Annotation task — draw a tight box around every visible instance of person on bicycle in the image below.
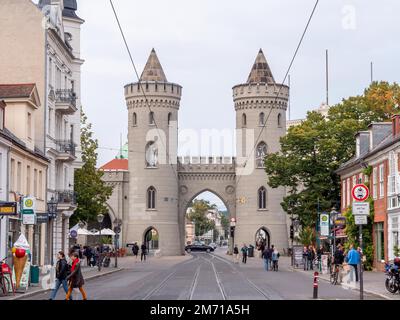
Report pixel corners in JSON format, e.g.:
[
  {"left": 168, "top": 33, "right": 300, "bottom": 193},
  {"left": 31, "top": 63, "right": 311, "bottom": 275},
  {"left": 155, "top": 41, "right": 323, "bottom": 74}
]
[{"left": 333, "top": 244, "right": 345, "bottom": 284}]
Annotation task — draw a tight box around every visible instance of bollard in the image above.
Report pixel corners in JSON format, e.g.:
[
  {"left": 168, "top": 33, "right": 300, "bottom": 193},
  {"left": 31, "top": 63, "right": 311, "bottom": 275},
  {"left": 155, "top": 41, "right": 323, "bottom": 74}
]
[{"left": 313, "top": 271, "right": 319, "bottom": 299}]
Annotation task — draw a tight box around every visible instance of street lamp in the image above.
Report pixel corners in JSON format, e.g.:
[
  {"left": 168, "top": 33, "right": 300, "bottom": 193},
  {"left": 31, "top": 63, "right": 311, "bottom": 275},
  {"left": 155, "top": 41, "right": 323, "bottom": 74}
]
[
  {"left": 47, "top": 197, "right": 58, "bottom": 266},
  {"left": 113, "top": 219, "right": 122, "bottom": 268},
  {"left": 97, "top": 214, "right": 104, "bottom": 253},
  {"left": 330, "top": 207, "right": 339, "bottom": 257}
]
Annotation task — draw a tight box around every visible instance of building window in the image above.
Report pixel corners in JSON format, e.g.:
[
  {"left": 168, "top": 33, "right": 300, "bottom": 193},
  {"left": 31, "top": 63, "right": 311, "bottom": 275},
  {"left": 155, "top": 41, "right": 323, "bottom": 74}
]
[
  {"left": 277, "top": 113, "right": 282, "bottom": 127},
  {"left": 375, "top": 222, "right": 385, "bottom": 261},
  {"left": 258, "top": 186, "right": 267, "bottom": 209},
  {"left": 149, "top": 112, "right": 155, "bottom": 125},
  {"left": 259, "top": 112, "right": 265, "bottom": 126},
  {"left": 17, "top": 162, "right": 22, "bottom": 193},
  {"left": 132, "top": 113, "right": 137, "bottom": 126},
  {"left": 342, "top": 180, "right": 346, "bottom": 209},
  {"left": 168, "top": 112, "right": 172, "bottom": 126},
  {"left": 373, "top": 167, "right": 377, "bottom": 200},
  {"left": 26, "top": 165, "right": 31, "bottom": 195},
  {"left": 388, "top": 152, "right": 397, "bottom": 196},
  {"left": 39, "top": 170, "right": 43, "bottom": 199},
  {"left": 242, "top": 113, "right": 247, "bottom": 127},
  {"left": 34, "top": 169, "right": 38, "bottom": 197},
  {"left": 256, "top": 142, "right": 268, "bottom": 168},
  {"left": 10, "top": 159, "right": 15, "bottom": 191},
  {"left": 147, "top": 186, "right": 156, "bottom": 209},
  {"left": 379, "top": 164, "right": 384, "bottom": 198},
  {"left": 27, "top": 112, "right": 32, "bottom": 139}
]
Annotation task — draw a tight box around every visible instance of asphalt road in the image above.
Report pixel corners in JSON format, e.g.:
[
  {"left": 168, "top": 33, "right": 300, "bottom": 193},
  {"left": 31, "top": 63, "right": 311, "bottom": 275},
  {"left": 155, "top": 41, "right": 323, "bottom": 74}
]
[{"left": 22, "top": 251, "right": 383, "bottom": 300}]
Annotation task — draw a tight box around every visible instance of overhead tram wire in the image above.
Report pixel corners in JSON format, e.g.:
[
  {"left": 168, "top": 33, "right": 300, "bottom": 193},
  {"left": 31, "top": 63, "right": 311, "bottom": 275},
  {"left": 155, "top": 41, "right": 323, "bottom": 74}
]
[
  {"left": 109, "top": 0, "right": 180, "bottom": 184},
  {"left": 235, "top": 0, "right": 320, "bottom": 190}
]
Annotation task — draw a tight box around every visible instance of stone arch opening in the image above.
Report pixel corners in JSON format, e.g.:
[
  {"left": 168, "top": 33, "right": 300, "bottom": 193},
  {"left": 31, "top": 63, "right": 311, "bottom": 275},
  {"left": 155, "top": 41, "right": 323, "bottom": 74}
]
[
  {"left": 255, "top": 227, "right": 271, "bottom": 249},
  {"left": 184, "top": 190, "right": 230, "bottom": 246},
  {"left": 143, "top": 226, "right": 159, "bottom": 251}
]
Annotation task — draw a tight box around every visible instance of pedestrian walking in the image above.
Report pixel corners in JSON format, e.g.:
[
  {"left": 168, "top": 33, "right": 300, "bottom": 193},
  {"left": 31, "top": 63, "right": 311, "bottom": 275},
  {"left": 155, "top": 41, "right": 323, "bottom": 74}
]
[
  {"left": 307, "top": 245, "right": 315, "bottom": 271},
  {"left": 233, "top": 244, "right": 239, "bottom": 264},
  {"left": 49, "top": 251, "right": 71, "bottom": 300},
  {"left": 272, "top": 247, "right": 280, "bottom": 271},
  {"left": 346, "top": 244, "right": 360, "bottom": 282},
  {"left": 141, "top": 243, "right": 147, "bottom": 262},
  {"left": 317, "top": 245, "right": 324, "bottom": 271},
  {"left": 132, "top": 242, "right": 139, "bottom": 262},
  {"left": 333, "top": 244, "right": 345, "bottom": 284},
  {"left": 302, "top": 246, "right": 309, "bottom": 271},
  {"left": 262, "top": 246, "right": 271, "bottom": 271},
  {"left": 241, "top": 244, "right": 248, "bottom": 264},
  {"left": 65, "top": 252, "right": 87, "bottom": 300}
]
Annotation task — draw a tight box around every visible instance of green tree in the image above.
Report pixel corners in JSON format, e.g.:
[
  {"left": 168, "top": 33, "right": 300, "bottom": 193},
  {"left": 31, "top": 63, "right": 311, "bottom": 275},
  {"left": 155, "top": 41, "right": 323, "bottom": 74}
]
[
  {"left": 187, "top": 199, "right": 217, "bottom": 237},
  {"left": 72, "top": 111, "right": 113, "bottom": 226},
  {"left": 296, "top": 226, "right": 315, "bottom": 247},
  {"left": 265, "top": 82, "right": 400, "bottom": 231}
]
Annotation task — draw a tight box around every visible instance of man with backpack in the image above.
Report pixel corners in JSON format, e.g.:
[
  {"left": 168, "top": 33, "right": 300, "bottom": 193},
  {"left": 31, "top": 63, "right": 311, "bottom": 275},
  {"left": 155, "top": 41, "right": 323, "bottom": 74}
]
[
  {"left": 132, "top": 242, "right": 139, "bottom": 261},
  {"left": 241, "top": 244, "right": 248, "bottom": 264},
  {"left": 262, "top": 246, "right": 271, "bottom": 271}
]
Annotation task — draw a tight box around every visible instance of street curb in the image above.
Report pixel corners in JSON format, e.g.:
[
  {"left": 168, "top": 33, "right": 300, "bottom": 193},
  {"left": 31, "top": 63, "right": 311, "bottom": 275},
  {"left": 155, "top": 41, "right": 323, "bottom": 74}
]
[
  {"left": 7, "top": 267, "right": 124, "bottom": 301},
  {"left": 289, "top": 267, "right": 393, "bottom": 300}
]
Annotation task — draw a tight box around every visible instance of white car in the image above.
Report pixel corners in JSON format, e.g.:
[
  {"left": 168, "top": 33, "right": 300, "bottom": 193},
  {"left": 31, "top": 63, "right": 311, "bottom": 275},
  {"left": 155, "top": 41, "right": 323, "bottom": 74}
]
[{"left": 209, "top": 243, "right": 218, "bottom": 249}]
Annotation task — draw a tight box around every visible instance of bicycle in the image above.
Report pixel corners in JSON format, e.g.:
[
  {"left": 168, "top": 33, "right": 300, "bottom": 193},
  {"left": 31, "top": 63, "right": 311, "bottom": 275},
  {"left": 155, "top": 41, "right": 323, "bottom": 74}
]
[
  {"left": 330, "top": 264, "right": 340, "bottom": 285},
  {"left": 97, "top": 252, "right": 105, "bottom": 271},
  {"left": 0, "top": 258, "right": 15, "bottom": 296}
]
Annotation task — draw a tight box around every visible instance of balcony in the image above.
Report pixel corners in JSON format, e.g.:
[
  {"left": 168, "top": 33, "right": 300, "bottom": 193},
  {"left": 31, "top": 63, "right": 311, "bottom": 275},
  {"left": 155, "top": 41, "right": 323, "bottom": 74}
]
[
  {"left": 55, "top": 190, "right": 77, "bottom": 212},
  {"left": 54, "top": 140, "right": 77, "bottom": 162},
  {"left": 55, "top": 89, "right": 77, "bottom": 115}
]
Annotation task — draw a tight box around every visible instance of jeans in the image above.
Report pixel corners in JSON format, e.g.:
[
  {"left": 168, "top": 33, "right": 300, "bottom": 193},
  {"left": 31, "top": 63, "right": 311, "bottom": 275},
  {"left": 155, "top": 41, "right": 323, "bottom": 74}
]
[
  {"left": 272, "top": 260, "right": 278, "bottom": 271},
  {"left": 349, "top": 264, "right": 359, "bottom": 282},
  {"left": 303, "top": 257, "right": 308, "bottom": 270},
  {"left": 141, "top": 253, "right": 146, "bottom": 261},
  {"left": 263, "top": 258, "right": 270, "bottom": 271},
  {"left": 50, "top": 279, "right": 69, "bottom": 300},
  {"left": 242, "top": 254, "right": 247, "bottom": 264}
]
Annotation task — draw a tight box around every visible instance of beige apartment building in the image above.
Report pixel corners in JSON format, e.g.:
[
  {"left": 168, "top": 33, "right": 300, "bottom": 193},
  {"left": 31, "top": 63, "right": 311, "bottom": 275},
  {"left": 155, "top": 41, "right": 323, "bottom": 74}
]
[{"left": 0, "top": 84, "right": 49, "bottom": 265}]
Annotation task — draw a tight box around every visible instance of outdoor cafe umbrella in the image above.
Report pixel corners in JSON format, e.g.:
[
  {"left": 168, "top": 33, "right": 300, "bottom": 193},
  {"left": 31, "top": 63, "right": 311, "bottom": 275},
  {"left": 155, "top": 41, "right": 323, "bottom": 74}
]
[{"left": 93, "top": 228, "right": 116, "bottom": 236}]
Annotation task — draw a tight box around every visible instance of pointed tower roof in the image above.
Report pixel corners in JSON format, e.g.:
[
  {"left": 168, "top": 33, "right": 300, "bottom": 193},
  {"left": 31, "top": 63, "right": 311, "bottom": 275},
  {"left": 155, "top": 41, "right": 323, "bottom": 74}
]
[
  {"left": 247, "top": 49, "right": 275, "bottom": 84},
  {"left": 140, "top": 49, "right": 168, "bottom": 82}
]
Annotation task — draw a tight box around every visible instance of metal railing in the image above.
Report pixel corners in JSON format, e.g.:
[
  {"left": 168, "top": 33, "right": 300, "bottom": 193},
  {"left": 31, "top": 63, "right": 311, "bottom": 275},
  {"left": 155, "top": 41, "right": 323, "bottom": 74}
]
[
  {"left": 55, "top": 89, "right": 76, "bottom": 107},
  {"left": 56, "top": 140, "right": 76, "bottom": 156},
  {"left": 55, "top": 190, "right": 77, "bottom": 205}
]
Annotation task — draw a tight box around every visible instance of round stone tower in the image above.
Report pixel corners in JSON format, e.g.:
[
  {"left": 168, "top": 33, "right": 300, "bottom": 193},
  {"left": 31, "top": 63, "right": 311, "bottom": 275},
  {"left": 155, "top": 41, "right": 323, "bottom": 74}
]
[
  {"left": 124, "top": 49, "right": 182, "bottom": 256},
  {"left": 233, "top": 49, "right": 290, "bottom": 252}
]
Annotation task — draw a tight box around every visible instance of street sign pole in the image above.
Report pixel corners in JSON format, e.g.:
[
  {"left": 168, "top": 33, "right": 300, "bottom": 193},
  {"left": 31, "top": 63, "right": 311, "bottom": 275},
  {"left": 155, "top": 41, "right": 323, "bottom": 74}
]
[{"left": 359, "top": 224, "right": 364, "bottom": 300}]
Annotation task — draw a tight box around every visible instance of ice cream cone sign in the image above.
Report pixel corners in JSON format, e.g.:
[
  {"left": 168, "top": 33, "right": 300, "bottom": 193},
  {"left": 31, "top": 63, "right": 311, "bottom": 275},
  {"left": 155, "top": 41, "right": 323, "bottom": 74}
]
[{"left": 12, "top": 234, "right": 30, "bottom": 290}]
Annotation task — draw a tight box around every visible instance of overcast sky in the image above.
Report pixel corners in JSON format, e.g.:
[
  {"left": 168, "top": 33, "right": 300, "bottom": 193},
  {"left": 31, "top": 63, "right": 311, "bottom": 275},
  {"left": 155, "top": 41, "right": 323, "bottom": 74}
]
[{"left": 36, "top": 0, "right": 398, "bottom": 209}]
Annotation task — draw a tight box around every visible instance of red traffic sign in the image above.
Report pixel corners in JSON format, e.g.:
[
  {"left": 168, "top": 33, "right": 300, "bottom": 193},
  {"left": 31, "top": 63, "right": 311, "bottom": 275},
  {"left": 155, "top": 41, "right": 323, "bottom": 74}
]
[{"left": 351, "top": 184, "right": 369, "bottom": 202}]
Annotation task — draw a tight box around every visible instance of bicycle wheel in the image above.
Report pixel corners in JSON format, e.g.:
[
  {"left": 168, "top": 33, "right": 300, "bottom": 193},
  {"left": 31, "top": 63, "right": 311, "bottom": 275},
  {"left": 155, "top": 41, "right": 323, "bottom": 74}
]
[
  {"left": 0, "top": 276, "right": 11, "bottom": 296},
  {"left": 330, "top": 268, "right": 338, "bottom": 285}
]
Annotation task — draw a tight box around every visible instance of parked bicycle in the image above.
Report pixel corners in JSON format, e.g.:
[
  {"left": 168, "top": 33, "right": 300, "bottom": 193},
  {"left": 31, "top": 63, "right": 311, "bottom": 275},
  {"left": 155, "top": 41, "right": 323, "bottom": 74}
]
[
  {"left": 0, "top": 258, "right": 15, "bottom": 296},
  {"left": 330, "top": 263, "right": 340, "bottom": 285}
]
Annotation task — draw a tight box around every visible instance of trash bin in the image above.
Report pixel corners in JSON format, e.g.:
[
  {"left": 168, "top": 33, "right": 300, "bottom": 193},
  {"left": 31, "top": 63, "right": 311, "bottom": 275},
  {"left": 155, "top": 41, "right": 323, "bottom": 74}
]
[
  {"left": 30, "top": 265, "right": 40, "bottom": 287},
  {"left": 248, "top": 245, "right": 254, "bottom": 257}
]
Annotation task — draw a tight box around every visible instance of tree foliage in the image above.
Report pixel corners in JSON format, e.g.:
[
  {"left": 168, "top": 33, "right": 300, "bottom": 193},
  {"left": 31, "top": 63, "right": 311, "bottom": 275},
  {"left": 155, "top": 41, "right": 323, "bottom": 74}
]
[
  {"left": 265, "top": 82, "right": 400, "bottom": 230},
  {"left": 186, "top": 199, "right": 217, "bottom": 237},
  {"left": 72, "top": 111, "right": 113, "bottom": 226}
]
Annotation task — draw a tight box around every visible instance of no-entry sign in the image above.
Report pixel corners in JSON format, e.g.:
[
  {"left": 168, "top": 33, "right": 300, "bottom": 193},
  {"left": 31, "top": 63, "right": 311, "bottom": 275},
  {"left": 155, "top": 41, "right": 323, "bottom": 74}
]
[{"left": 351, "top": 184, "right": 369, "bottom": 202}]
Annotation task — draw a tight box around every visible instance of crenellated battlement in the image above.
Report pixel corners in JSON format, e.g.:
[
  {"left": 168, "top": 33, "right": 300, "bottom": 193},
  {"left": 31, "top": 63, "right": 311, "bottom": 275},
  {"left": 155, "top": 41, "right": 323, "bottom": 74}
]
[
  {"left": 177, "top": 156, "right": 236, "bottom": 173},
  {"left": 124, "top": 81, "right": 182, "bottom": 100}
]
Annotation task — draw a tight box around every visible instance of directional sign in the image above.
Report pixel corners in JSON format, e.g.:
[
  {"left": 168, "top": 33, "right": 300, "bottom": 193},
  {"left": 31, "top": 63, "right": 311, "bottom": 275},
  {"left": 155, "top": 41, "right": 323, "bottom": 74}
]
[
  {"left": 36, "top": 213, "right": 49, "bottom": 224},
  {"left": 352, "top": 202, "right": 370, "bottom": 216},
  {"left": 355, "top": 215, "right": 368, "bottom": 225},
  {"left": 22, "top": 213, "right": 36, "bottom": 225},
  {"left": 70, "top": 230, "right": 78, "bottom": 238},
  {"left": 351, "top": 184, "right": 369, "bottom": 202}
]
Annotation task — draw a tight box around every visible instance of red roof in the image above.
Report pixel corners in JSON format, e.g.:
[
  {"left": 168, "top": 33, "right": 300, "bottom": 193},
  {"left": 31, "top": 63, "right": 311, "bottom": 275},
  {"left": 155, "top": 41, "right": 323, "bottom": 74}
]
[
  {"left": 0, "top": 84, "right": 36, "bottom": 99},
  {"left": 99, "top": 159, "right": 128, "bottom": 171}
]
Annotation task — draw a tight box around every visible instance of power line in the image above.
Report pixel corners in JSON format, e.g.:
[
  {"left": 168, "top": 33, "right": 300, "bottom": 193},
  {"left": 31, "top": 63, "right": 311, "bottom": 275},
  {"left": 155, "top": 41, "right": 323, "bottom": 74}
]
[
  {"left": 235, "top": 0, "right": 320, "bottom": 190},
  {"left": 109, "top": 0, "right": 179, "bottom": 183}
]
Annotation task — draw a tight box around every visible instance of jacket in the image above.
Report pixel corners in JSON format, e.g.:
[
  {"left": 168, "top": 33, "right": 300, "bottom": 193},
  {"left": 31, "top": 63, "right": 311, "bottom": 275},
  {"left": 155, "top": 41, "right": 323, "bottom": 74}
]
[
  {"left": 56, "top": 258, "right": 69, "bottom": 280},
  {"left": 334, "top": 249, "right": 345, "bottom": 265},
  {"left": 346, "top": 249, "right": 360, "bottom": 265},
  {"left": 66, "top": 260, "right": 85, "bottom": 288},
  {"left": 233, "top": 247, "right": 239, "bottom": 254},
  {"left": 262, "top": 248, "right": 272, "bottom": 259},
  {"left": 272, "top": 251, "right": 280, "bottom": 261},
  {"left": 141, "top": 244, "right": 147, "bottom": 253},
  {"left": 241, "top": 247, "right": 248, "bottom": 255},
  {"left": 132, "top": 245, "right": 139, "bottom": 254}
]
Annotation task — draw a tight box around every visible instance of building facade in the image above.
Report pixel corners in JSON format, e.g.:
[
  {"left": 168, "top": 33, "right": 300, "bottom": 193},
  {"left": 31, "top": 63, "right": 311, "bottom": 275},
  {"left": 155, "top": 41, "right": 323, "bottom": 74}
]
[
  {"left": 102, "top": 49, "right": 290, "bottom": 255},
  {"left": 0, "top": 0, "right": 84, "bottom": 264},
  {"left": 337, "top": 116, "right": 400, "bottom": 270}
]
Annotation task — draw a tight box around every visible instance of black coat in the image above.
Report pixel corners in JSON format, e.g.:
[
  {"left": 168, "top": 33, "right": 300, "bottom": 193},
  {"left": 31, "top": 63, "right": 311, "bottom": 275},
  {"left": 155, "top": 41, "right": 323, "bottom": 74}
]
[
  {"left": 56, "top": 258, "right": 69, "bottom": 280},
  {"left": 132, "top": 245, "right": 139, "bottom": 255},
  {"left": 66, "top": 261, "right": 85, "bottom": 288},
  {"left": 141, "top": 244, "right": 147, "bottom": 254}
]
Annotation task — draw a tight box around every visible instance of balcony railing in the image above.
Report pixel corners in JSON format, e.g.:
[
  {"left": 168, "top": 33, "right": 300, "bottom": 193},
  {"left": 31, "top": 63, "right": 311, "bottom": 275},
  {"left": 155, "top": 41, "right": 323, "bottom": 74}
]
[
  {"left": 55, "top": 89, "right": 76, "bottom": 107},
  {"left": 56, "top": 190, "right": 77, "bottom": 205},
  {"left": 56, "top": 140, "right": 76, "bottom": 157}
]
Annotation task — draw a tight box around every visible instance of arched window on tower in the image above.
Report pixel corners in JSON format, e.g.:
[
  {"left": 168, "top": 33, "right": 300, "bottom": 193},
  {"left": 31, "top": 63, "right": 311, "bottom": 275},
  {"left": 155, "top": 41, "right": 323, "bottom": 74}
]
[
  {"left": 242, "top": 113, "right": 247, "bottom": 127},
  {"left": 256, "top": 142, "right": 268, "bottom": 168},
  {"left": 132, "top": 112, "right": 137, "bottom": 126},
  {"left": 168, "top": 112, "right": 172, "bottom": 126},
  {"left": 149, "top": 112, "right": 155, "bottom": 125},
  {"left": 147, "top": 186, "right": 156, "bottom": 209},
  {"left": 277, "top": 113, "right": 282, "bottom": 127},
  {"left": 259, "top": 112, "right": 265, "bottom": 126},
  {"left": 258, "top": 187, "right": 267, "bottom": 209}
]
